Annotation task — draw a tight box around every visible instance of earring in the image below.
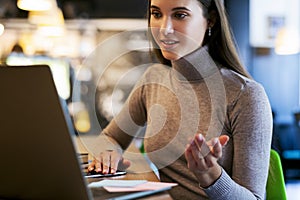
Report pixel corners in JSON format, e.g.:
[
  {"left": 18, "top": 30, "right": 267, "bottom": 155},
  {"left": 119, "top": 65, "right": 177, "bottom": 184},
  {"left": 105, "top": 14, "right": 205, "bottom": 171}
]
[{"left": 208, "top": 27, "right": 212, "bottom": 37}]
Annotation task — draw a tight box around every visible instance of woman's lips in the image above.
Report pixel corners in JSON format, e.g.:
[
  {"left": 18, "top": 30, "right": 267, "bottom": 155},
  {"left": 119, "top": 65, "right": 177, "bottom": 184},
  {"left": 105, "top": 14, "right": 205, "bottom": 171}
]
[{"left": 159, "top": 39, "right": 179, "bottom": 50}]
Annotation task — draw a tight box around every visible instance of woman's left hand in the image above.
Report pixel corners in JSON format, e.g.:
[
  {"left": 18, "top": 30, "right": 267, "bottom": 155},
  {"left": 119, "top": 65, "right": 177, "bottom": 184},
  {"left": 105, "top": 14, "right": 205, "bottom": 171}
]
[{"left": 185, "top": 134, "right": 229, "bottom": 188}]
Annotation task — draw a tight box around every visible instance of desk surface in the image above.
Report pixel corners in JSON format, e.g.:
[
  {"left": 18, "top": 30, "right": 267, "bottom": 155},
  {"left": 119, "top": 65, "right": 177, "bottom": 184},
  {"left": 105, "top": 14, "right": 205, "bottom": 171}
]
[{"left": 75, "top": 137, "right": 173, "bottom": 200}]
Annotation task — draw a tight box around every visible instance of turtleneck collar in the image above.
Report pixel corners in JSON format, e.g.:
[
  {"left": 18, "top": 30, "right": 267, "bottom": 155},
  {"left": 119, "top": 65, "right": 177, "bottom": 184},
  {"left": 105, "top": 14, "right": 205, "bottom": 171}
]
[{"left": 171, "top": 46, "right": 220, "bottom": 82}]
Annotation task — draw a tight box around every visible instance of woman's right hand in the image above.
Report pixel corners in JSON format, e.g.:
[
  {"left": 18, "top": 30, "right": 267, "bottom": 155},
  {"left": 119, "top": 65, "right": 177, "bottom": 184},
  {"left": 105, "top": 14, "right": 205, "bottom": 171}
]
[{"left": 88, "top": 150, "right": 131, "bottom": 174}]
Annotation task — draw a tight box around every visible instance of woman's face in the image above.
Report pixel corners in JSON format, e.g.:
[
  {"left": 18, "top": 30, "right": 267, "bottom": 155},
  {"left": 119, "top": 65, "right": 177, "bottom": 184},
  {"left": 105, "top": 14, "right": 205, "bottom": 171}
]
[{"left": 150, "top": 0, "right": 208, "bottom": 61}]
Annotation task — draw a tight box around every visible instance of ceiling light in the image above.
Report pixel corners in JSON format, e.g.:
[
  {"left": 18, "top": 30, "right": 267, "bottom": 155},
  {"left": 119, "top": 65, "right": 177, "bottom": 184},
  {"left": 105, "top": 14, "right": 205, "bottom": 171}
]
[
  {"left": 17, "top": 0, "right": 54, "bottom": 11},
  {"left": 28, "top": 7, "right": 64, "bottom": 26}
]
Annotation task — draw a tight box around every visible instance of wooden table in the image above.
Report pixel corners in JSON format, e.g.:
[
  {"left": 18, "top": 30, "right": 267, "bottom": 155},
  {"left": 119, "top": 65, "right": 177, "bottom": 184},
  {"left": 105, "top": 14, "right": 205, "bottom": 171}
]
[{"left": 75, "top": 136, "right": 173, "bottom": 200}]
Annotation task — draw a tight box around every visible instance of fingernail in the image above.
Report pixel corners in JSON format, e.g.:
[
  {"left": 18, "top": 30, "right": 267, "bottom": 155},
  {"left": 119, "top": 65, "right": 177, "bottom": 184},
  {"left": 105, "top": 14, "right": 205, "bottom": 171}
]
[{"left": 198, "top": 134, "right": 203, "bottom": 141}]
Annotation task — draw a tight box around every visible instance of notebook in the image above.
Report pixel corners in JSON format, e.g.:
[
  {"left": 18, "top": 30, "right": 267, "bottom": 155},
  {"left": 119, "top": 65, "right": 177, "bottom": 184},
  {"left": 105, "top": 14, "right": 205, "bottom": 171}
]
[{"left": 0, "top": 65, "right": 93, "bottom": 200}]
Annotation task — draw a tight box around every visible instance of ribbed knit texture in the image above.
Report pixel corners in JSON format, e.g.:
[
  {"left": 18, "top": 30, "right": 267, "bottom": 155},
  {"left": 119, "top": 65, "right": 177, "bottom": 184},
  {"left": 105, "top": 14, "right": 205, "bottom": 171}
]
[{"left": 104, "top": 47, "right": 273, "bottom": 199}]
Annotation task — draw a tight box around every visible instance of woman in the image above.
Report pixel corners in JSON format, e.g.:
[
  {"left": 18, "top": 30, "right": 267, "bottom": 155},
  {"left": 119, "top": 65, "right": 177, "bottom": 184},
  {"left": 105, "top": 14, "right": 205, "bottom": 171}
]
[{"left": 88, "top": 0, "right": 273, "bottom": 199}]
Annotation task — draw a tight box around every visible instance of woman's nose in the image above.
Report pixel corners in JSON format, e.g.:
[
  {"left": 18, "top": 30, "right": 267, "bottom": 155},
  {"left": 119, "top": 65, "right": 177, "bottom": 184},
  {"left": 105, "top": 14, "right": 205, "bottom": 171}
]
[{"left": 160, "top": 17, "right": 174, "bottom": 35}]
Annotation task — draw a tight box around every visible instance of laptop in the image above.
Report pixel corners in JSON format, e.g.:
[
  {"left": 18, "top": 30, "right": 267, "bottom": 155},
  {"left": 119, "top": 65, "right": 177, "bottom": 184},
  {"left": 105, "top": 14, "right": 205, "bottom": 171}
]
[
  {"left": 0, "top": 65, "right": 175, "bottom": 200},
  {"left": 0, "top": 65, "right": 93, "bottom": 200}
]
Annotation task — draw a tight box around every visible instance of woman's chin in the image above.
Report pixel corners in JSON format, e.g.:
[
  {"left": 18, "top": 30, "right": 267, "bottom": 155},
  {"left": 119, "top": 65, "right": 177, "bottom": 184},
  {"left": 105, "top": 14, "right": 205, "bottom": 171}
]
[{"left": 161, "top": 51, "right": 181, "bottom": 61}]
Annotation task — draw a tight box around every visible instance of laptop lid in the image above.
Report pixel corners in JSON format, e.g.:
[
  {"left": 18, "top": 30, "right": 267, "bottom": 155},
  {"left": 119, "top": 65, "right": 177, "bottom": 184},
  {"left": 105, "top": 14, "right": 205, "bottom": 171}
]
[{"left": 0, "top": 65, "right": 92, "bottom": 200}]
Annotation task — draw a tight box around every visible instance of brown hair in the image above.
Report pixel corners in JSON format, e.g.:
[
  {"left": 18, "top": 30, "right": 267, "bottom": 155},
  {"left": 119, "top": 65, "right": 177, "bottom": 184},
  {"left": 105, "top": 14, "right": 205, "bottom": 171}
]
[{"left": 147, "top": 0, "right": 251, "bottom": 79}]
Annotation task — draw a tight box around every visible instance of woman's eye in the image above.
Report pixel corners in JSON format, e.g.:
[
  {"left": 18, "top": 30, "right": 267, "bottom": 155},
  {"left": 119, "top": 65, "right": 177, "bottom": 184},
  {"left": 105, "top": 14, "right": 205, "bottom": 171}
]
[
  {"left": 174, "top": 13, "right": 188, "bottom": 19},
  {"left": 151, "top": 11, "right": 162, "bottom": 19}
]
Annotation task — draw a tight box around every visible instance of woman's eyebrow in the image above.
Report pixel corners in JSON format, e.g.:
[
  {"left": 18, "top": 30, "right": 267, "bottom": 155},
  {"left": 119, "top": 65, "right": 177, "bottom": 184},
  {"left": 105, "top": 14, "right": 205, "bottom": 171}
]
[
  {"left": 172, "top": 7, "right": 191, "bottom": 12},
  {"left": 150, "top": 5, "right": 160, "bottom": 10},
  {"left": 150, "top": 5, "right": 191, "bottom": 12}
]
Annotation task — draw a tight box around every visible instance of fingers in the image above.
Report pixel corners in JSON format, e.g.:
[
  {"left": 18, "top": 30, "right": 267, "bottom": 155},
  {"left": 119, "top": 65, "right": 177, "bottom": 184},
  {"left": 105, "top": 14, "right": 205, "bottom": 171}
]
[
  {"left": 88, "top": 159, "right": 96, "bottom": 172},
  {"left": 109, "top": 151, "right": 131, "bottom": 173},
  {"left": 209, "top": 135, "right": 229, "bottom": 158},
  {"left": 185, "top": 146, "right": 197, "bottom": 169},
  {"left": 88, "top": 150, "right": 130, "bottom": 174},
  {"left": 191, "top": 137, "right": 209, "bottom": 170},
  {"left": 109, "top": 151, "right": 119, "bottom": 174},
  {"left": 102, "top": 151, "right": 111, "bottom": 174},
  {"left": 211, "top": 138, "right": 222, "bottom": 158},
  {"left": 87, "top": 150, "right": 115, "bottom": 174},
  {"left": 185, "top": 137, "right": 209, "bottom": 172},
  {"left": 185, "top": 134, "right": 229, "bottom": 172},
  {"left": 95, "top": 156, "right": 103, "bottom": 172},
  {"left": 195, "top": 134, "right": 211, "bottom": 157}
]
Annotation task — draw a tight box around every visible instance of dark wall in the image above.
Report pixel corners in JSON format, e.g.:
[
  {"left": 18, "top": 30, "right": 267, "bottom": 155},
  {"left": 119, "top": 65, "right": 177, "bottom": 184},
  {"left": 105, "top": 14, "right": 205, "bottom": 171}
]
[
  {"left": 3, "top": 0, "right": 148, "bottom": 19},
  {"left": 59, "top": 0, "right": 148, "bottom": 19},
  {"left": 225, "top": 0, "right": 252, "bottom": 73},
  {"left": 226, "top": 0, "right": 299, "bottom": 124}
]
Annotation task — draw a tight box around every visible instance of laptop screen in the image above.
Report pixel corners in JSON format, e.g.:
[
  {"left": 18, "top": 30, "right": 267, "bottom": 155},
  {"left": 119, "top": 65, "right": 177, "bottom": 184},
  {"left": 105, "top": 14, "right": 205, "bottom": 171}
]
[{"left": 0, "top": 65, "right": 92, "bottom": 200}]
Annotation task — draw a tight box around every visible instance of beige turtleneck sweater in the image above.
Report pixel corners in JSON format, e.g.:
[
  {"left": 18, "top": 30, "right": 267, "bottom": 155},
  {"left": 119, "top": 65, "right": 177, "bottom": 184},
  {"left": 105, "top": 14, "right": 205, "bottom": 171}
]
[{"left": 102, "top": 46, "right": 272, "bottom": 200}]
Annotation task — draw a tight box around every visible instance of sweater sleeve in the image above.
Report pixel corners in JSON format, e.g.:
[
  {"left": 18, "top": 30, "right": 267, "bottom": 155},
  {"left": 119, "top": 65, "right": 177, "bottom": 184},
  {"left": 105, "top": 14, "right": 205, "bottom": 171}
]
[
  {"left": 204, "top": 80, "right": 273, "bottom": 200},
  {"left": 102, "top": 70, "right": 148, "bottom": 150}
]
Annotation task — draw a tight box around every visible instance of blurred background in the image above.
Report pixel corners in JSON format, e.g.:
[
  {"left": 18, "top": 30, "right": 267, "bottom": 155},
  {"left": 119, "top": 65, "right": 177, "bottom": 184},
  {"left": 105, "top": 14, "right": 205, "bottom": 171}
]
[{"left": 0, "top": 0, "right": 300, "bottom": 198}]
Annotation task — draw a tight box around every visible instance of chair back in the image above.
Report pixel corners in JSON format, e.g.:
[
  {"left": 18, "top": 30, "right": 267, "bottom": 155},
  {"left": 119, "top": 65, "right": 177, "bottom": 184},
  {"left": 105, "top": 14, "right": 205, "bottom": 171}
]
[{"left": 266, "top": 149, "right": 287, "bottom": 200}]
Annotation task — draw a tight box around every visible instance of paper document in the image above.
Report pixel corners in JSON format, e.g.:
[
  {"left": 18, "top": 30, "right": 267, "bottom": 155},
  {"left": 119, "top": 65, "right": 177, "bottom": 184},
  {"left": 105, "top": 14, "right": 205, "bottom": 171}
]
[
  {"left": 88, "top": 179, "right": 177, "bottom": 193},
  {"left": 104, "top": 181, "right": 178, "bottom": 192},
  {"left": 88, "top": 180, "right": 147, "bottom": 188}
]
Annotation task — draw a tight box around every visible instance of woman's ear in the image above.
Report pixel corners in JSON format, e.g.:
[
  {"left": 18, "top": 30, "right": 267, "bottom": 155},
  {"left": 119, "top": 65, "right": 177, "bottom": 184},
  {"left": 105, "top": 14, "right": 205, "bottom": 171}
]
[{"left": 208, "top": 10, "right": 217, "bottom": 28}]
